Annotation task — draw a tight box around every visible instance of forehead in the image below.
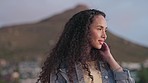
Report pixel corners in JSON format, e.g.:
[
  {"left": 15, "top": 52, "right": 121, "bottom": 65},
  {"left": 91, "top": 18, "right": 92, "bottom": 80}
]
[{"left": 91, "top": 15, "right": 107, "bottom": 28}]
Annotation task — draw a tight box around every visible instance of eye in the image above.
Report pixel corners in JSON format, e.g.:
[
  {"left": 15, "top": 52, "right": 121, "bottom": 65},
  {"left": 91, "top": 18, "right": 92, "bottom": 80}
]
[{"left": 97, "top": 27, "right": 102, "bottom": 30}]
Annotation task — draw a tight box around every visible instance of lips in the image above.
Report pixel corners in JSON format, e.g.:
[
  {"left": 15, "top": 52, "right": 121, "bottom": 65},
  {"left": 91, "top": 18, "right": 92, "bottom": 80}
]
[{"left": 98, "top": 40, "right": 104, "bottom": 45}]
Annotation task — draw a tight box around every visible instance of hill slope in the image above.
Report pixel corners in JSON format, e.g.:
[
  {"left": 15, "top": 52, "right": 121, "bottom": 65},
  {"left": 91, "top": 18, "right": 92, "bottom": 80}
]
[{"left": 0, "top": 4, "right": 147, "bottom": 62}]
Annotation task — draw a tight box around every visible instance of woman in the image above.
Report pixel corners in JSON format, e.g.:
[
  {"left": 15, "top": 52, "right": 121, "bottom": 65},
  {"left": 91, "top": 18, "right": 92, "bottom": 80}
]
[{"left": 37, "top": 9, "right": 135, "bottom": 83}]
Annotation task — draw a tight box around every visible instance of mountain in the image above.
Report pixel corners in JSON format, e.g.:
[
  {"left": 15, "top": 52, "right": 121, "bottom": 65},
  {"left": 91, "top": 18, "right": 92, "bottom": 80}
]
[{"left": 0, "top": 4, "right": 147, "bottom": 62}]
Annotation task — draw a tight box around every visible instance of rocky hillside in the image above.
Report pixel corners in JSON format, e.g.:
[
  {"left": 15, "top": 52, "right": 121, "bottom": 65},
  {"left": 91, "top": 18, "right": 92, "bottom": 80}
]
[{"left": 0, "top": 4, "right": 147, "bottom": 62}]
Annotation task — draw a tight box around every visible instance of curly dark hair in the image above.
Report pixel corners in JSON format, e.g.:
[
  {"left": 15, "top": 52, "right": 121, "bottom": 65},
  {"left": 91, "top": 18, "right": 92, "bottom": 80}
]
[{"left": 37, "top": 9, "right": 106, "bottom": 83}]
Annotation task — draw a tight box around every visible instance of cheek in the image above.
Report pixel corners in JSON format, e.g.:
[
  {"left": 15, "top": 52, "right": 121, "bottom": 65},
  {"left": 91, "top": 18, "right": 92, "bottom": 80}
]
[
  {"left": 91, "top": 31, "right": 101, "bottom": 39},
  {"left": 89, "top": 31, "right": 103, "bottom": 49},
  {"left": 89, "top": 30, "right": 101, "bottom": 42},
  {"left": 89, "top": 32, "right": 100, "bottom": 45}
]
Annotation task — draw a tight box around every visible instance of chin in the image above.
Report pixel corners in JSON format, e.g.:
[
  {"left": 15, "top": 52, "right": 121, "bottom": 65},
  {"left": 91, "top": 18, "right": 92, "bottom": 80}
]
[
  {"left": 98, "top": 46, "right": 102, "bottom": 49},
  {"left": 96, "top": 45, "right": 102, "bottom": 49}
]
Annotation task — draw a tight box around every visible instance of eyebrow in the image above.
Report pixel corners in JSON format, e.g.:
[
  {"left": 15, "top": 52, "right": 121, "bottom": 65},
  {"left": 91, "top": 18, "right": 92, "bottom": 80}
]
[{"left": 96, "top": 25, "right": 108, "bottom": 29}]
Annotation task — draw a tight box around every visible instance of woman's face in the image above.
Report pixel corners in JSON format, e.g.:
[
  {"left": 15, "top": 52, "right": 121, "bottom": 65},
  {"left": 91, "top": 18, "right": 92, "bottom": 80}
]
[{"left": 89, "top": 15, "right": 107, "bottom": 49}]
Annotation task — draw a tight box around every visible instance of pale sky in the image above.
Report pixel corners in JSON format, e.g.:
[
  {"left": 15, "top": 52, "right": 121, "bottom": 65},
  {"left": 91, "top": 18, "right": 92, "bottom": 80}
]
[{"left": 0, "top": 0, "right": 148, "bottom": 47}]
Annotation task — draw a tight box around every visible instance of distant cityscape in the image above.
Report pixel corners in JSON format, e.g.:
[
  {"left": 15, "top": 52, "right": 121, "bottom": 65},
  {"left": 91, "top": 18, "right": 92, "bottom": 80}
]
[
  {"left": 0, "top": 59, "right": 41, "bottom": 83},
  {"left": 0, "top": 58, "right": 148, "bottom": 83}
]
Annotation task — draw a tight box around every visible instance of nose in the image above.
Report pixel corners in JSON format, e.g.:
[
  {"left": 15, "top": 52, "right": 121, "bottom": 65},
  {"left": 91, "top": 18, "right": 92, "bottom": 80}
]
[{"left": 101, "top": 30, "right": 107, "bottom": 40}]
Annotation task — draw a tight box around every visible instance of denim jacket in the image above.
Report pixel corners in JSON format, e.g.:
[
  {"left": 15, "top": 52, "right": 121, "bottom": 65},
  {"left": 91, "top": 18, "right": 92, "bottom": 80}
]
[{"left": 50, "top": 61, "right": 135, "bottom": 83}]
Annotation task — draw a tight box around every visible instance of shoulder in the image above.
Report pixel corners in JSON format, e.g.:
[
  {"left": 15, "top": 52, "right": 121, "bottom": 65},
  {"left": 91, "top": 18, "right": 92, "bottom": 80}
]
[{"left": 50, "top": 64, "right": 69, "bottom": 83}]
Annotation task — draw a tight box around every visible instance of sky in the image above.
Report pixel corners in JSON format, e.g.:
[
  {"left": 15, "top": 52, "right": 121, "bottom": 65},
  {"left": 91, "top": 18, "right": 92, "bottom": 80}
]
[{"left": 0, "top": 0, "right": 148, "bottom": 47}]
